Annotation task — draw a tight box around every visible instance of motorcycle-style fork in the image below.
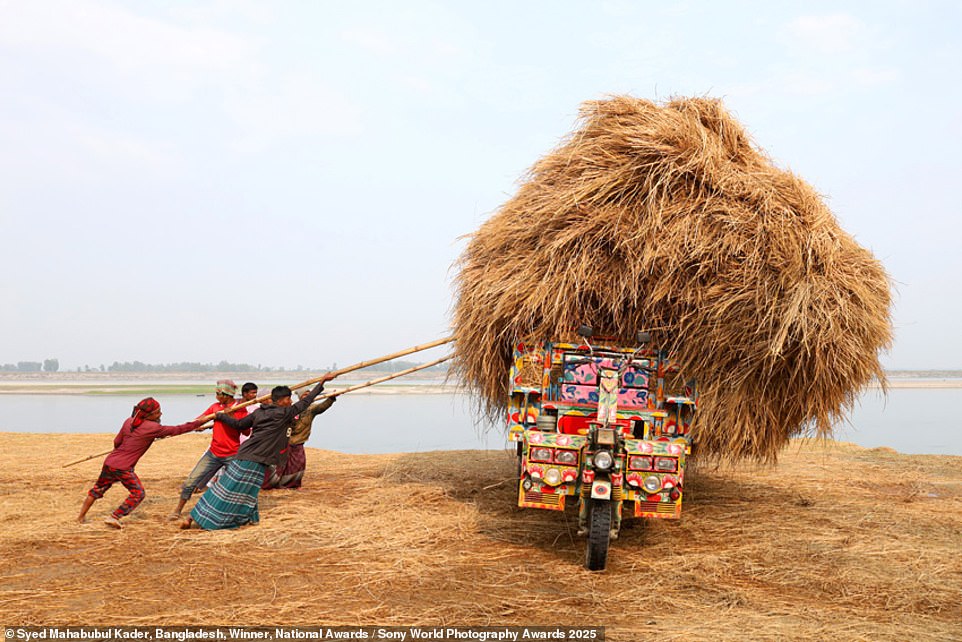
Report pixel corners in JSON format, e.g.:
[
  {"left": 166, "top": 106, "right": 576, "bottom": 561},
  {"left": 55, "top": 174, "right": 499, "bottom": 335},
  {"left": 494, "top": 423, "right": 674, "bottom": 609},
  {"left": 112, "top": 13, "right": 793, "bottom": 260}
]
[{"left": 578, "top": 366, "right": 624, "bottom": 534}]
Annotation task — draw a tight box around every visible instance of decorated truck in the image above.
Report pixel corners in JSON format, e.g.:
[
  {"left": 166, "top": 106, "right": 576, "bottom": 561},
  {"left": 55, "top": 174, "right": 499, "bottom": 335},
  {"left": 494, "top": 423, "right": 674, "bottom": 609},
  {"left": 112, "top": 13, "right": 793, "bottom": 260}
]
[{"left": 507, "top": 326, "right": 697, "bottom": 570}]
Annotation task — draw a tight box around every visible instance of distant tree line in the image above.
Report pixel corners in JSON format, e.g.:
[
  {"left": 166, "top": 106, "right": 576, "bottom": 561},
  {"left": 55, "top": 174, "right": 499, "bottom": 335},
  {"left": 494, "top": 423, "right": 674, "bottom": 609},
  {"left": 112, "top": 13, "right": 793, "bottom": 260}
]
[
  {"left": 0, "top": 358, "right": 448, "bottom": 374},
  {"left": 0, "top": 359, "right": 59, "bottom": 372},
  {"left": 104, "top": 361, "right": 310, "bottom": 373},
  {"left": 101, "top": 359, "right": 450, "bottom": 374},
  {"left": 0, "top": 359, "right": 303, "bottom": 373},
  {"left": 378, "top": 359, "right": 449, "bottom": 373}
]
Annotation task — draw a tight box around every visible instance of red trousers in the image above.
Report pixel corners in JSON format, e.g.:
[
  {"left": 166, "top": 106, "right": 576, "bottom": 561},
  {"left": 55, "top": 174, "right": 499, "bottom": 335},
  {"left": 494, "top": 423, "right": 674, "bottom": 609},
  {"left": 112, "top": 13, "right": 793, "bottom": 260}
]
[{"left": 88, "top": 465, "right": 146, "bottom": 518}]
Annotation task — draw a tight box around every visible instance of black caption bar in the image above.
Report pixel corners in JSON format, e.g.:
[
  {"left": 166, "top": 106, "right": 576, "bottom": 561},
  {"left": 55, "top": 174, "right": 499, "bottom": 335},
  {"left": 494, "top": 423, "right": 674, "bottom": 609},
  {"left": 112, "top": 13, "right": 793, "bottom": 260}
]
[{"left": 3, "top": 628, "right": 605, "bottom": 642}]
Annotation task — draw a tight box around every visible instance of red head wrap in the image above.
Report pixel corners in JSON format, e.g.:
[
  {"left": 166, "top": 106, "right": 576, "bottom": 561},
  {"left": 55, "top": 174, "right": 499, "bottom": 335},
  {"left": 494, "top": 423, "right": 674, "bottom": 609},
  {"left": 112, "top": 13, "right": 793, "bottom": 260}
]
[{"left": 131, "top": 397, "right": 161, "bottom": 430}]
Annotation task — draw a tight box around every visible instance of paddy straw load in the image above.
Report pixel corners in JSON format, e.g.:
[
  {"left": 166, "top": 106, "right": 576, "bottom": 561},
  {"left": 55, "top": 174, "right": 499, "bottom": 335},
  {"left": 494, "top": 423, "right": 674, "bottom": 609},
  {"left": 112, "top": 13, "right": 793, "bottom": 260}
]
[{"left": 452, "top": 96, "right": 893, "bottom": 462}]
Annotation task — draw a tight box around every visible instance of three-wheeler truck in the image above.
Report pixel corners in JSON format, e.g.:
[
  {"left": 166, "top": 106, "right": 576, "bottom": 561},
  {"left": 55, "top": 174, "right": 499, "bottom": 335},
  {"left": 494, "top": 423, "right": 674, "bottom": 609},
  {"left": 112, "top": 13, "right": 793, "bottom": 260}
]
[{"left": 507, "top": 326, "right": 697, "bottom": 570}]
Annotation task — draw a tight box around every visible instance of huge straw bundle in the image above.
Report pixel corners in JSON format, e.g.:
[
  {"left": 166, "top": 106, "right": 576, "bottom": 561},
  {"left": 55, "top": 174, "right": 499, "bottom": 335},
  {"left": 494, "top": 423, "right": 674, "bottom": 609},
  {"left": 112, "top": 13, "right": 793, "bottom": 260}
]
[{"left": 453, "top": 96, "right": 892, "bottom": 462}]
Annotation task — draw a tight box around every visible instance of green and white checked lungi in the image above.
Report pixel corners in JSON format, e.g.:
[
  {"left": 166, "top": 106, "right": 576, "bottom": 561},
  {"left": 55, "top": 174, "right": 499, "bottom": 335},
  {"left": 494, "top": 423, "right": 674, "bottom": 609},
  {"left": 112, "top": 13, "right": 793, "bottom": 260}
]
[{"left": 190, "top": 459, "right": 266, "bottom": 530}]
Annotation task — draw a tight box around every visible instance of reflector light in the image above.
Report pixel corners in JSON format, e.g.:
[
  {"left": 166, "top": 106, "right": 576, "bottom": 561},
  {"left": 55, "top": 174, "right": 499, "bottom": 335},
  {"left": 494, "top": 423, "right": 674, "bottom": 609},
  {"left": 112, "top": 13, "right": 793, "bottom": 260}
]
[
  {"left": 629, "top": 455, "right": 653, "bottom": 471},
  {"left": 530, "top": 447, "right": 553, "bottom": 462},
  {"left": 655, "top": 457, "right": 678, "bottom": 472}
]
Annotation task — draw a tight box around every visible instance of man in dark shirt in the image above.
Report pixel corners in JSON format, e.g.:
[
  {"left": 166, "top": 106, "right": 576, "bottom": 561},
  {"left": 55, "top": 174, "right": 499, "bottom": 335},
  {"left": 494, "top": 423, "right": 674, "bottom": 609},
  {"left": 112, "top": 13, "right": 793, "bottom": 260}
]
[
  {"left": 180, "top": 373, "right": 335, "bottom": 530},
  {"left": 263, "top": 390, "right": 337, "bottom": 489}
]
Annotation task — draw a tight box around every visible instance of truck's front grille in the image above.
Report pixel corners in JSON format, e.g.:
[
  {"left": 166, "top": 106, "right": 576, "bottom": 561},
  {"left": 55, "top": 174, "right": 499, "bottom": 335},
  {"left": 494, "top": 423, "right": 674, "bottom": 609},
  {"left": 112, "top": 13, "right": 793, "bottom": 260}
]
[
  {"left": 525, "top": 490, "right": 563, "bottom": 506},
  {"left": 636, "top": 500, "right": 678, "bottom": 516}
]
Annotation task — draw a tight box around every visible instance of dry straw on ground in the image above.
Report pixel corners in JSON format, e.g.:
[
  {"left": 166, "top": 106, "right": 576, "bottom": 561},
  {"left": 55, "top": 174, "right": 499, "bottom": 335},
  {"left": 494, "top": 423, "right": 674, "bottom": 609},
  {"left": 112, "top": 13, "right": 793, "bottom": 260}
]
[
  {"left": 453, "top": 96, "right": 893, "bottom": 461},
  {"left": 1, "top": 433, "right": 960, "bottom": 641}
]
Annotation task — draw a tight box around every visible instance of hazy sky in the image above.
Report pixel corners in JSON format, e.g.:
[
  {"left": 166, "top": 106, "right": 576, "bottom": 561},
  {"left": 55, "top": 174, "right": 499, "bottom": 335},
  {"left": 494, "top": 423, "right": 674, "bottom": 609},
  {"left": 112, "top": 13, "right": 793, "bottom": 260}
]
[{"left": 1, "top": 1, "right": 959, "bottom": 371}]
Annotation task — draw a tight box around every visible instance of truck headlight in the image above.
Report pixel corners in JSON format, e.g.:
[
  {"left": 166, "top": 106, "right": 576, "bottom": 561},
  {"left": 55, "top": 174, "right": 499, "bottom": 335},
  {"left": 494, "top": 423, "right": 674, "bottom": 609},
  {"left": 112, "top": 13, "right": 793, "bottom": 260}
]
[
  {"left": 592, "top": 450, "right": 614, "bottom": 471},
  {"left": 544, "top": 468, "right": 562, "bottom": 486},
  {"left": 643, "top": 475, "right": 662, "bottom": 492},
  {"left": 554, "top": 449, "right": 578, "bottom": 466}
]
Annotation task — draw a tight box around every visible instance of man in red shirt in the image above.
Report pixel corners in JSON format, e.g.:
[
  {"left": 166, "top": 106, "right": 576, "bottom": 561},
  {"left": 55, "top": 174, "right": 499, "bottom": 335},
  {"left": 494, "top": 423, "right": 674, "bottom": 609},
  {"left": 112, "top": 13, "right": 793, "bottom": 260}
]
[
  {"left": 78, "top": 397, "right": 202, "bottom": 529},
  {"left": 169, "top": 380, "right": 249, "bottom": 518}
]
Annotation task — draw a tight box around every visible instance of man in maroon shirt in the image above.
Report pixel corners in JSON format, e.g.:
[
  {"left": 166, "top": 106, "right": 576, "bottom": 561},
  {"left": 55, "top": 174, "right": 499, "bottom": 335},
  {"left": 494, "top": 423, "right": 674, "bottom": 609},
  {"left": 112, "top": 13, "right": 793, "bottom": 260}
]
[
  {"left": 77, "top": 397, "right": 202, "bottom": 529},
  {"left": 170, "top": 380, "right": 250, "bottom": 518}
]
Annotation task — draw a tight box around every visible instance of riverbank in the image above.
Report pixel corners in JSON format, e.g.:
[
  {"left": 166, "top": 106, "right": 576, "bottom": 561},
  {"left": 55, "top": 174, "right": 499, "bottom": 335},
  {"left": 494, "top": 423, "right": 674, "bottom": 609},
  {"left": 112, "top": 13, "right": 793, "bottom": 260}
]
[
  {"left": 0, "top": 372, "right": 456, "bottom": 395},
  {"left": 0, "top": 372, "right": 959, "bottom": 395},
  {"left": 0, "top": 433, "right": 959, "bottom": 640}
]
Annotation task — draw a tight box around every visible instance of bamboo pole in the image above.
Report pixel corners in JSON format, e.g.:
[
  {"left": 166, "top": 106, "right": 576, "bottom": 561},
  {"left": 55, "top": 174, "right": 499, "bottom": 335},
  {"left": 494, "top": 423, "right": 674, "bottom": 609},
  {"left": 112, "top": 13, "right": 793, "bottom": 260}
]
[
  {"left": 63, "top": 450, "right": 113, "bottom": 468},
  {"left": 61, "top": 337, "right": 454, "bottom": 468},
  {"left": 315, "top": 354, "right": 452, "bottom": 401},
  {"left": 193, "top": 336, "right": 453, "bottom": 423},
  {"left": 191, "top": 356, "right": 453, "bottom": 431}
]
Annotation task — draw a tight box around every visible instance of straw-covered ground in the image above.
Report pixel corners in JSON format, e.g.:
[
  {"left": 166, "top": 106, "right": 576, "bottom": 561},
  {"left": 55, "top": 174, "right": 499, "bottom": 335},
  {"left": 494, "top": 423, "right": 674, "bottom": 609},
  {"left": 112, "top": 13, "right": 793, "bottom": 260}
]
[{"left": 1, "top": 433, "right": 960, "bottom": 641}]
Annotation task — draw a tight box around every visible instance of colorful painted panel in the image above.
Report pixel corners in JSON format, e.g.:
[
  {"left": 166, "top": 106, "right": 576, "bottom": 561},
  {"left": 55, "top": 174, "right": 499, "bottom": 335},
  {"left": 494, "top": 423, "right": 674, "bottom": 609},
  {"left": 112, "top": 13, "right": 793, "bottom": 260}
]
[
  {"left": 624, "top": 438, "right": 688, "bottom": 456},
  {"left": 524, "top": 430, "right": 588, "bottom": 450},
  {"left": 563, "top": 359, "right": 599, "bottom": 385},
  {"left": 562, "top": 357, "right": 649, "bottom": 387},
  {"left": 508, "top": 399, "right": 539, "bottom": 427},
  {"left": 510, "top": 347, "right": 545, "bottom": 392},
  {"left": 558, "top": 356, "right": 650, "bottom": 408},
  {"left": 558, "top": 383, "right": 649, "bottom": 408}
]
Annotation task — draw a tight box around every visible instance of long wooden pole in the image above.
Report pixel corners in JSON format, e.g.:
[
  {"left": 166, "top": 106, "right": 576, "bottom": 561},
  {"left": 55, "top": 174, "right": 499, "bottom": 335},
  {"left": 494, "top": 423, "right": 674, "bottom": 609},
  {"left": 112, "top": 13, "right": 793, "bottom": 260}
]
[
  {"left": 190, "top": 355, "right": 454, "bottom": 431},
  {"left": 62, "top": 450, "right": 114, "bottom": 468},
  {"left": 60, "top": 337, "right": 453, "bottom": 468},
  {"left": 316, "top": 354, "right": 452, "bottom": 401},
  {"left": 193, "top": 336, "right": 453, "bottom": 423}
]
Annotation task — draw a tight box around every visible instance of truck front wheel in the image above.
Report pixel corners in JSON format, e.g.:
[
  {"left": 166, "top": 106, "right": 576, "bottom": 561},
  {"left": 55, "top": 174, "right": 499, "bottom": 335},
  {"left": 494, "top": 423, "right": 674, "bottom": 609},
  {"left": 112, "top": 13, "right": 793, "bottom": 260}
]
[{"left": 584, "top": 498, "right": 612, "bottom": 571}]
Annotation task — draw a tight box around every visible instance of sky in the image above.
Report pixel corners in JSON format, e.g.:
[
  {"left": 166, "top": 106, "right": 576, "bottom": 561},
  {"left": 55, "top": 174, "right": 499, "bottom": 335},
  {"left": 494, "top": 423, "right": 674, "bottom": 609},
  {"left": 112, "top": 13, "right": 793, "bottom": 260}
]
[{"left": 0, "top": 0, "right": 959, "bottom": 371}]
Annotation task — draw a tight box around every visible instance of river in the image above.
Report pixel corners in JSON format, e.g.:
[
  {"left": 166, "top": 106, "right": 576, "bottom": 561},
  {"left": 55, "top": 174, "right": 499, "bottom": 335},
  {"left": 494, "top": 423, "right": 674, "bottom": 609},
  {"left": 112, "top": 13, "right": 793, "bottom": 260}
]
[{"left": 0, "top": 387, "right": 960, "bottom": 456}]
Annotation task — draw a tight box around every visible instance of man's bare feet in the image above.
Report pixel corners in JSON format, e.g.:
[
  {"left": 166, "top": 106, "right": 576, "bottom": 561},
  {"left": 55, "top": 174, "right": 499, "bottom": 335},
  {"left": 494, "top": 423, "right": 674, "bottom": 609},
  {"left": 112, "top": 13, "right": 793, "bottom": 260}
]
[
  {"left": 104, "top": 515, "right": 123, "bottom": 529},
  {"left": 179, "top": 517, "right": 194, "bottom": 530}
]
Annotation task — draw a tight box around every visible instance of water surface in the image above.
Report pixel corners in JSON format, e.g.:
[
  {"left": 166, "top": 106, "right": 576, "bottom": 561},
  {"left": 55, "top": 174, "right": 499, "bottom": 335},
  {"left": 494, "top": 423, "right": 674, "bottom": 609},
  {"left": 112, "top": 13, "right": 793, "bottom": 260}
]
[{"left": 1, "top": 388, "right": 960, "bottom": 456}]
